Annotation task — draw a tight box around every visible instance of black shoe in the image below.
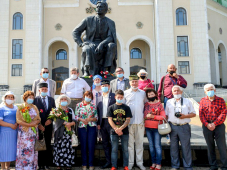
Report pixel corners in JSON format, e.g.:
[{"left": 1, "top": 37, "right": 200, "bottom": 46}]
[
  {"left": 38, "top": 166, "right": 45, "bottom": 170},
  {"left": 101, "top": 162, "right": 111, "bottom": 169}
]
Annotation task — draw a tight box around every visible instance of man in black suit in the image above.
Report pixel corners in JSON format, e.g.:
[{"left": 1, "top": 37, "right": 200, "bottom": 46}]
[
  {"left": 33, "top": 83, "right": 56, "bottom": 170},
  {"left": 97, "top": 80, "right": 116, "bottom": 169}
]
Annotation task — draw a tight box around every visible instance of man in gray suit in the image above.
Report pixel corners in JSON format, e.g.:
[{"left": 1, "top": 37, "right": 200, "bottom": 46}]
[
  {"left": 32, "top": 68, "right": 56, "bottom": 98},
  {"left": 110, "top": 67, "right": 130, "bottom": 93}
]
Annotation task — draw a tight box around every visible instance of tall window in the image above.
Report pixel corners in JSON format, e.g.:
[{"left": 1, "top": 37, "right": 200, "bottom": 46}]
[
  {"left": 56, "top": 49, "right": 67, "bottom": 60},
  {"left": 12, "top": 64, "right": 22, "bottom": 76},
  {"left": 12, "top": 39, "right": 23, "bottom": 59},
  {"left": 178, "top": 61, "right": 190, "bottom": 74},
  {"left": 176, "top": 8, "right": 187, "bottom": 25},
  {"left": 13, "top": 12, "right": 23, "bottom": 30},
  {"left": 177, "top": 36, "right": 189, "bottom": 56},
  {"left": 130, "top": 48, "right": 142, "bottom": 59}
]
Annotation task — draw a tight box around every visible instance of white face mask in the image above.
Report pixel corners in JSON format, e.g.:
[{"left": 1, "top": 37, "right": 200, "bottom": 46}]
[
  {"left": 131, "top": 87, "right": 138, "bottom": 90},
  {"left": 5, "top": 99, "right": 14, "bottom": 105},
  {"left": 71, "top": 74, "right": 78, "bottom": 79},
  {"left": 174, "top": 94, "right": 182, "bottom": 99},
  {"left": 94, "top": 83, "right": 101, "bottom": 86}
]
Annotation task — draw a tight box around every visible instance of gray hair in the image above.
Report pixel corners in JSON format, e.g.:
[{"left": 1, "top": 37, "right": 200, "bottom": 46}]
[
  {"left": 204, "top": 84, "right": 215, "bottom": 91},
  {"left": 70, "top": 67, "right": 79, "bottom": 73},
  {"left": 55, "top": 94, "right": 71, "bottom": 107},
  {"left": 172, "top": 85, "right": 183, "bottom": 92}
]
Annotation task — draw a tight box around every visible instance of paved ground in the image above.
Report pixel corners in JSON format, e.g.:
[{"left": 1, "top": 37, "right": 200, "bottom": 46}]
[{"left": 3, "top": 116, "right": 227, "bottom": 170}]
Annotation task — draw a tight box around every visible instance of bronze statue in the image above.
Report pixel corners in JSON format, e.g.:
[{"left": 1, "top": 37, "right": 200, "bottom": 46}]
[{"left": 72, "top": 1, "right": 117, "bottom": 76}]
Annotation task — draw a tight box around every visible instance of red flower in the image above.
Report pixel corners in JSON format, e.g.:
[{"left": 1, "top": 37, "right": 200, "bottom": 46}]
[
  {"left": 83, "top": 103, "right": 87, "bottom": 106},
  {"left": 104, "top": 75, "right": 107, "bottom": 78},
  {"left": 90, "top": 75, "right": 93, "bottom": 77},
  {"left": 65, "top": 110, "right": 69, "bottom": 113},
  {"left": 100, "top": 71, "right": 103, "bottom": 74},
  {"left": 90, "top": 106, "right": 93, "bottom": 109},
  {"left": 151, "top": 108, "right": 155, "bottom": 112},
  {"left": 40, "top": 109, "right": 43, "bottom": 113},
  {"left": 104, "top": 71, "right": 109, "bottom": 75},
  {"left": 151, "top": 80, "right": 154, "bottom": 82}
]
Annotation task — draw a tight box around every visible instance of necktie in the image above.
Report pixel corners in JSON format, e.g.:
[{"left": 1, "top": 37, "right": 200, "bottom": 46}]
[{"left": 42, "top": 98, "right": 47, "bottom": 111}]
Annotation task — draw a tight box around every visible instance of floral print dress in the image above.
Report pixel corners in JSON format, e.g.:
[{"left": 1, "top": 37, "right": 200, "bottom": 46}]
[{"left": 16, "top": 108, "right": 38, "bottom": 170}]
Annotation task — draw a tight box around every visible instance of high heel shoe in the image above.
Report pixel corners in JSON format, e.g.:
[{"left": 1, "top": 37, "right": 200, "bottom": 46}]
[
  {"left": 150, "top": 164, "right": 156, "bottom": 170},
  {"left": 155, "top": 165, "right": 161, "bottom": 170}
]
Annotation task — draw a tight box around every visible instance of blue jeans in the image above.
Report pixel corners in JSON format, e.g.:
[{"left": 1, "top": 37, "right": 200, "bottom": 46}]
[
  {"left": 146, "top": 128, "right": 162, "bottom": 165},
  {"left": 110, "top": 134, "right": 129, "bottom": 168},
  {"left": 78, "top": 126, "right": 97, "bottom": 166},
  {"left": 164, "top": 97, "right": 169, "bottom": 110}
]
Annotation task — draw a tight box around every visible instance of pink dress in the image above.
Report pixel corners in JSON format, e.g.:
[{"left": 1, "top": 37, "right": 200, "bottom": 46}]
[{"left": 138, "top": 79, "right": 154, "bottom": 91}]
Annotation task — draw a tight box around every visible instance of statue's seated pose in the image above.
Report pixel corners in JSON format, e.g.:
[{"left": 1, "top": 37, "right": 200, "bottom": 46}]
[{"left": 72, "top": 1, "right": 117, "bottom": 76}]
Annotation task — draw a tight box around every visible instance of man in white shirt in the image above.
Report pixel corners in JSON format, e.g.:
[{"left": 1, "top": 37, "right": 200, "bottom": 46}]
[
  {"left": 124, "top": 75, "right": 147, "bottom": 170},
  {"left": 165, "top": 85, "right": 196, "bottom": 170},
  {"left": 61, "top": 67, "right": 90, "bottom": 111},
  {"left": 32, "top": 68, "right": 56, "bottom": 98}
]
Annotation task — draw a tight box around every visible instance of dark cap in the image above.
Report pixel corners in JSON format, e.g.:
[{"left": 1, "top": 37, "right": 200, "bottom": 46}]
[
  {"left": 129, "top": 75, "right": 139, "bottom": 81},
  {"left": 38, "top": 83, "right": 48, "bottom": 88},
  {"left": 101, "top": 79, "right": 110, "bottom": 85}
]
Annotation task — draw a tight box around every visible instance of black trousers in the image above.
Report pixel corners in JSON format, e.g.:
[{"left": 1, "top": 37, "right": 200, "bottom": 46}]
[
  {"left": 38, "top": 125, "right": 53, "bottom": 167},
  {"left": 100, "top": 118, "right": 112, "bottom": 164},
  {"left": 202, "top": 123, "right": 227, "bottom": 170}
]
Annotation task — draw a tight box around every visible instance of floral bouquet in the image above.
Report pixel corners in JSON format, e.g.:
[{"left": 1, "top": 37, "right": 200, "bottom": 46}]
[
  {"left": 145, "top": 108, "right": 161, "bottom": 120},
  {"left": 18, "top": 105, "right": 36, "bottom": 134},
  {"left": 48, "top": 108, "right": 73, "bottom": 135}
]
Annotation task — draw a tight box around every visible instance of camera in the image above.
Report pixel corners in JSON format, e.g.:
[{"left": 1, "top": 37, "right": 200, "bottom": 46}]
[{"left": 175, "top": 112, "right": 181, "bottom": 118}]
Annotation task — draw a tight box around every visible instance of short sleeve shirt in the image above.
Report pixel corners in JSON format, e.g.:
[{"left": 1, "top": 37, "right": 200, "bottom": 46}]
[{"left": 107, "top": 104, "right": 132, "bottom": 135}]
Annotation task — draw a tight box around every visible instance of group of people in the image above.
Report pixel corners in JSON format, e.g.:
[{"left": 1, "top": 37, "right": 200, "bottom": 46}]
[{"left": 0, "top": 65, "right": 226, "bottom": 170}]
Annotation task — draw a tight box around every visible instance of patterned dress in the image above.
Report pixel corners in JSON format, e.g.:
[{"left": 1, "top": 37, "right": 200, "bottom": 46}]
[
  {"left": 53, "top": 109, "right": 75, "bottom": 167},
  {"left": 16, "top": 108, "right": 38, "bottom": 170}
]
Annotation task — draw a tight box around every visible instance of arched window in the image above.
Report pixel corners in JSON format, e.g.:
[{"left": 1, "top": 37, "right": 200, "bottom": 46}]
[
  {"left": 176, "top": 8, "right": 187, "bottom": 25},
  {"left": 56, "top": 49, "right": 67, "bottom": 60},
  {"left": 13, "top": 12, "right": 23, "bottom": 30},
  {"left": 130, "top": 48, "right": 142, "bottom": 59}
]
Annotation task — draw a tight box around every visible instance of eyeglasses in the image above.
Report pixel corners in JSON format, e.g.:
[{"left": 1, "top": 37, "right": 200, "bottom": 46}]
[{"left": 43, "top": 72, "right": 49, "bottom": 74}]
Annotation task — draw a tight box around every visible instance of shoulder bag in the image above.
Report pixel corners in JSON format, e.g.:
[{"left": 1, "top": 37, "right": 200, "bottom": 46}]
[{"left": 158, "top": 116, "right": 171, "bottom": 135}]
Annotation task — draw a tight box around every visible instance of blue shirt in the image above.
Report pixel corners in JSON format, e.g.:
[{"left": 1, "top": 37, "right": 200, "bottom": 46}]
[{"left": 117, "top": 77, "right": 127, "bottom": 91}]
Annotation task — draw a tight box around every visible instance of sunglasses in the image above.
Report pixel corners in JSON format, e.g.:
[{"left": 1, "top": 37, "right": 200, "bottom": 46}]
[{"left": 43, "top": 72, "right": 49, "bottom": 74}]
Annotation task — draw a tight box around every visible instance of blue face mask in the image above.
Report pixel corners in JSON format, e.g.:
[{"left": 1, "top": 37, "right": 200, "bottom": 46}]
[
  {"left": 27, "top": 98, "right": 34, "bottom": 104},
  {"left": 42, "top": 73, "right": 49, "bottom": 79},
  {"left": 61, "top": 101, "right": 68, "bottom": 106},
  {"left": 207, "top": 90, "right": 215, "bottom": 97},
  {"left": 117, "top": 74, "right": 124, "bottom": 78},
  {"left": 85, "top": 97, "right": 91, "bottom": 102},
  {"left": 102, "top": 87, "right": 109, "bottom": 93},
  {"left": 41, "top": 92, "right": 48, "bottom": 97},
  {"left": 116, "top": 99, "right": 123, "bottom": 104}
]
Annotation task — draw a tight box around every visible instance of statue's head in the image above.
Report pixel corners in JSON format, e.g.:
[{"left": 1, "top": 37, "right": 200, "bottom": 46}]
[{"left": 96, "top": 1, "right": 108, "bottom": 16}]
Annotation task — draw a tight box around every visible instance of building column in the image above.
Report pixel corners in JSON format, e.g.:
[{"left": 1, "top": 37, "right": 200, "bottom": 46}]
[
  {"left": 190, "top": 0, "right": 211, "bottom": 84},
  {"left": 25, "top": 0, "right": 43, "bottom": 85},
  {"left": 0, "top": 1, "right": 9, "bottom": 86},
  {"left": 121, "top": 47, "right": 130, "bottom": 78},
  {"left": 69, "top": 44, "right": 79, "bottom": 72}
]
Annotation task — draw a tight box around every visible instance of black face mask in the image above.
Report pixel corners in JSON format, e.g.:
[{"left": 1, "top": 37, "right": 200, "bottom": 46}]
[
  {"left": 140, "top": 76, "right": 146, "bottom": 80},
  {"left": 169, "top": 71, "right": 175, "bottom": 75},
  {"left": 148, "top": 96, "right": 156, "bottom": 102}
]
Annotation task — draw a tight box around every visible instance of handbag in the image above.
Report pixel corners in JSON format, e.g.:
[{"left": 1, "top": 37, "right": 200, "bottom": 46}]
[
  {"left": 158, "top": 116, "right": 171, "bottom": 135},
  {"left": 35, "top": 131, "right": 46, "bottom": 151},
  {"left": 160, "top": 76, "right": 166, "bottom": 103},
  {"left": 71, "top": 131, "right": 79, "bottom": 147}
]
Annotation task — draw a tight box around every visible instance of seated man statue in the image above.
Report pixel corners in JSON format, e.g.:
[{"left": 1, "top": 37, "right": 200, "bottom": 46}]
[{"left": 72, "top": 1, "right": 117, "bottom": 76}]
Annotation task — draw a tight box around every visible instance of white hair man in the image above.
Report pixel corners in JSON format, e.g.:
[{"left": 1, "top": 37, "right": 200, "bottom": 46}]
[
  {"left": 165, "top": 85, "right": 196, "bottom": 170},
  {"left": 199, "top": 84, "right": 227, "bottom": 170}
]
